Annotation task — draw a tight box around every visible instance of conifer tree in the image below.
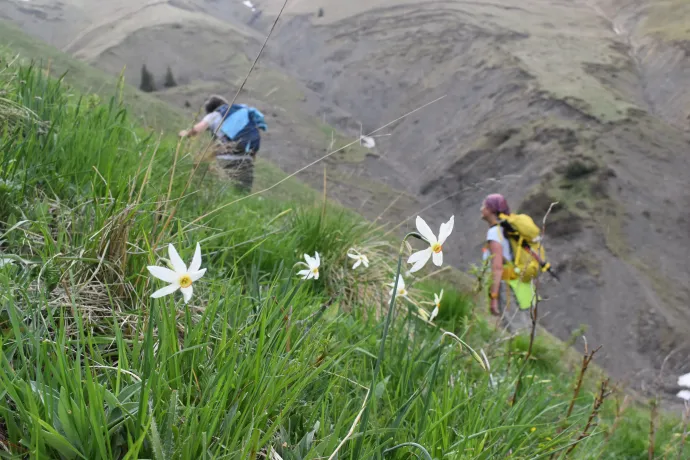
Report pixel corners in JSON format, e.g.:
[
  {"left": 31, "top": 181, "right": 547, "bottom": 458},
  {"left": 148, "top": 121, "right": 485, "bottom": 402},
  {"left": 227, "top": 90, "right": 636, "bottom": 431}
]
[
  {"left": 140, "top": 64, "right": 156, "bottom": 93},
  {"left": 164, "top": 66, "right": 177, "bottom": 88}
]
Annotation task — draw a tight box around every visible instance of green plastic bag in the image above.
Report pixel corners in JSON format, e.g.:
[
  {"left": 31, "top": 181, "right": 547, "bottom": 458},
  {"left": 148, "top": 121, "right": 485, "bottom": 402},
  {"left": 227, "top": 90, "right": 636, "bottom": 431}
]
[{"left": 508, "top": 278, "right": 540, "bottom": 310}]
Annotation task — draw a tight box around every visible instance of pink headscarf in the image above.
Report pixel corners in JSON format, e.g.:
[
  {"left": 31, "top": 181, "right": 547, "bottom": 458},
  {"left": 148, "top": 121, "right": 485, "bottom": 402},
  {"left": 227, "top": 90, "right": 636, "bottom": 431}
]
[{"left": 483, "top": 193, "right": 510, "bottom": 215}]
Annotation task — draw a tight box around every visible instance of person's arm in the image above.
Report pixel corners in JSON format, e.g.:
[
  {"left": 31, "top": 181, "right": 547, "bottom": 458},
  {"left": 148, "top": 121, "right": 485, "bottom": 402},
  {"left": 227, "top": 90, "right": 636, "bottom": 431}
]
[
  {"left": 179, "top": 119, "right": 209, "bottom": 138},
  {"left": 488, "top": 240, "right": 503, "bottom": 315}
]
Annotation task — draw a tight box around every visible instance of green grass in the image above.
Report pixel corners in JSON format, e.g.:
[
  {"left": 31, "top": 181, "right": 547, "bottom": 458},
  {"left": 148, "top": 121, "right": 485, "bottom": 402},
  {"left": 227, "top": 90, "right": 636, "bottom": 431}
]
[{"left": 0, "top": 39, "right": 687, "bottom": 460}]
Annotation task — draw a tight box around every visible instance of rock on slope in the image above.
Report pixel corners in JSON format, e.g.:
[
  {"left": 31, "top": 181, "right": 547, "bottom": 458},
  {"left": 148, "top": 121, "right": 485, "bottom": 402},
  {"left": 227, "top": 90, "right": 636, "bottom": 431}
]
[{"left": 2, "top": 0, "right": 690, "bottom": 402}]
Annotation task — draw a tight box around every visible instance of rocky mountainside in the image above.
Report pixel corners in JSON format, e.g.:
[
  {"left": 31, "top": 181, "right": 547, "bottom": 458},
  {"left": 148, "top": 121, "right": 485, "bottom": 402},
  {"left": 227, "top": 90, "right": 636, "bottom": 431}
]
[{"left": 2, "top": 0, "right": 690, "bottom": 404}]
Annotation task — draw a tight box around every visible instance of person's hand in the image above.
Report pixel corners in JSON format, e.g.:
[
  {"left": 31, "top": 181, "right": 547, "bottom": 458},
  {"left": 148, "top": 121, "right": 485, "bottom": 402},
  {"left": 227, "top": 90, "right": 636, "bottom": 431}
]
[
  {"left": 178, "top": 129, "right": 189, "bottom": 138},
  {"left": 490, "top": 298, "right": 500, "bottom": 316}
]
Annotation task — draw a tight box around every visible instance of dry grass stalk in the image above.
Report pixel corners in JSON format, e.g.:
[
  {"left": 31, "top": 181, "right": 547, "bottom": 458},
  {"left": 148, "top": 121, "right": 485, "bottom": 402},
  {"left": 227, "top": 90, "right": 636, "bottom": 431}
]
[
  {"left": 649, "top": 398, "right": 658, "bottom": 460},
  {"left": 566, "top": 378, "right": 611, "bottom": 456},
  {"left": 564, "top": 339, "right": 603, "bottom": 422},
  {"left": 594, "top": 390, "right": 630, "bottom": 460},
  {"left": 327, "top": 388, "right": 370, "bottom": 460}
]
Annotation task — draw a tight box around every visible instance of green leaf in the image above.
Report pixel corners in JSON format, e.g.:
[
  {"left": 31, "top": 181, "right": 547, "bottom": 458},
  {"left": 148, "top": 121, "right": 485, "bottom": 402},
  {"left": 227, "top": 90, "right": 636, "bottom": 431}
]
[
  {"left": 150, "top": 411, "right": 165, "bottom": 460},
  {"left": 374, "top": 375, "right": 390, "bottom": 400},
  {"left": 58, "top": 387, "right": 81, "bottom": 445},
  {"left": 34, "top": 419, "right": 85, "bottom": 460}
]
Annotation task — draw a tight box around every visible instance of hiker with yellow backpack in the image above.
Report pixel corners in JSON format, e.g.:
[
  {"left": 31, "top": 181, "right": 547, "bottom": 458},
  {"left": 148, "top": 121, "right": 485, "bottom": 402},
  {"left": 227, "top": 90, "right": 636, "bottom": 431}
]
[{"left": 480, "top": 194, "right": 557, "bottom": 332}]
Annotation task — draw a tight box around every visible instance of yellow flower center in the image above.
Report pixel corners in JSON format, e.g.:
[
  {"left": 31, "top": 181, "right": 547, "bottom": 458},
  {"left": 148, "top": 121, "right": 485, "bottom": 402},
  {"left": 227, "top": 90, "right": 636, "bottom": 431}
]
[
  {"left": 179, "top": 274, "right": 193, "bottom": 288},
  {"left": 399, "top": 288, "right": 407, "bottom": 296},
  {"left": 431, "top": 242, "right": 442, "bottom": 253},
  {"left": 312, "top": 268, "right": 319, "bottom": 275}
]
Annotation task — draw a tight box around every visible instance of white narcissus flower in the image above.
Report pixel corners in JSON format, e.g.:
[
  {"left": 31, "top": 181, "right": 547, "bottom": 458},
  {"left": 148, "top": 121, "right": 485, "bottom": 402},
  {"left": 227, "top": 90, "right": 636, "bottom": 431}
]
[
  {"left": 147, "top": 243, "right": 206, "bottom": 304},
  {"left": 347, "top": 249, "right": 369, "bottom": 270},
  {"left": 297, "top": 252, "right": 320, "bottom": 280},
  {"left": 388, "top": 274, "right": 409, "bottom": 300},
  {"left": 407, "top": 215, "right": 454, "bottom": 273},
  {"left": 678, "top": 373, "right": 690, "bottom": 388},
  {"left": 430, "top": 289, "right": 443, "bottom": 322},
  {"left": 678, "top": 390, "right": 690, "bottom": 401}
]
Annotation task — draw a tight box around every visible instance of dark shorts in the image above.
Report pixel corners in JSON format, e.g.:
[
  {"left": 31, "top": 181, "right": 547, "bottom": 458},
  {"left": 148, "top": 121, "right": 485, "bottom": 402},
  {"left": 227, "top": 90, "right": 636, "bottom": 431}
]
[{"left": 213, "top": 141, "right": 256, "bottom": 194}]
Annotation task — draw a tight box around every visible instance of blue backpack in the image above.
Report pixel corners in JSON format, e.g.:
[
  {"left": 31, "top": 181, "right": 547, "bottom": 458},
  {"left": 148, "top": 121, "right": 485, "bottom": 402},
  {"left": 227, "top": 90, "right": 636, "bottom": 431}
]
[{"left": 215, "top": 104, "right": 267, "bottom": 145}]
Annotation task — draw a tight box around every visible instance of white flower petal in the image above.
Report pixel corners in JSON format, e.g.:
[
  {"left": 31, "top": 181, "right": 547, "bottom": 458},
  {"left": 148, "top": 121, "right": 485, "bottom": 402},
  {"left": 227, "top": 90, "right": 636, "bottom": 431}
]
[
  {"left": 151, "top": 283, "right": 180, "bottom": 299},
  {"left": 190, "top": 268, "right": 207, "bottom": 282},
  {"left": 147, "top": 266, "right": 180, "bottom": 284},
  {"left": 313, "top": 270, "right": 319, "bottom": 280},
  {"left": 189, "top": 243, "right": 202, "bottom": 273},
  {"left": 415, "top": 216, "right": 437, "bottom": 244},
  {"left": 434, "top": 293, "right": 440, "bottom": 305},
  {"left": 353, "top": 260, "right": 361, "bottom": 270},
  {"left": 430, "top": 306, "right": 439, "bottom": 322},
  {"left": 303, "top": 254, "right": 314, "bottom": 267},
  {"left": 678, "top": 373, "right": 690, "bottom": 388},
  {"left": 362, "top": 256, "right": 369, "bottom": 268},
  {"left": 314, "top": 252, "right": 320, "bottom": 266},
  {"left": 168, "top": 244, "right": 187, "bottom": 273},
  {"left": 297, "top": 269, "right": 311, "bottom": 279},
  {"left": 347, "top": 253, "right": 358, "bottom": 260},
  {"left": 438, "top": 215, "right": 454, "bottom": 245},
  {"left": 408, "top": 248, "right": 432, "bottom": 273},
  {"left": 432, "top": 250, "right": 443, "bottom": 267},
  {"left": 396, "top": 274, "right": 405, "bottom": 290},
  {"left": 407, "top": 247, "right": 430, "bottom": 264},
  {"left": 181, "top": 286, "right": 193, "bottom": 304},
  {"left": 678, "top": 390, "right": 690, "bottom": 401}
]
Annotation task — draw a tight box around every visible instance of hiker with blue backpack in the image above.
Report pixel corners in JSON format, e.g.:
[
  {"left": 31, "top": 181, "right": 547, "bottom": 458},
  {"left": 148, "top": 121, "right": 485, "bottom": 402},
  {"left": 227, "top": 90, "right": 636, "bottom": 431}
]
[{"left": 179, "top": 95, "right": 267, "bottom": 194}]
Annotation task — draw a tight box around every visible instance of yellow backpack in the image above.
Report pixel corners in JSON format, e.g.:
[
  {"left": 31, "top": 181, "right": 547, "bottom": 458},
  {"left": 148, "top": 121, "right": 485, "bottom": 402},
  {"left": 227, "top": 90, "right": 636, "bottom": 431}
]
[{"left": 497, "top": 212, "right": 554, "bottom": 282}]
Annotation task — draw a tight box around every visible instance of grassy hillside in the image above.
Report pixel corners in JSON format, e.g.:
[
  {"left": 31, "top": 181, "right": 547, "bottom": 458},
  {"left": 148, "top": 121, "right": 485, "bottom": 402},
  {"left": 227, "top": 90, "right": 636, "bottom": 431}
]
[{"left": 0, "top": 33, "right": 689, "bottom": 460}]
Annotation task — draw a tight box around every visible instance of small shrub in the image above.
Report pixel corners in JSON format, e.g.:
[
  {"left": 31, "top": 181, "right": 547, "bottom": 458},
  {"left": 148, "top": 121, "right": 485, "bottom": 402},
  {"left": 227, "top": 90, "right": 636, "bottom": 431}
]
[
  {"left": 509, "top": 334, "right": 561, "bottom": 374},
  {"left": 563, "top": 157, "right": 597, "bottom": 180}
]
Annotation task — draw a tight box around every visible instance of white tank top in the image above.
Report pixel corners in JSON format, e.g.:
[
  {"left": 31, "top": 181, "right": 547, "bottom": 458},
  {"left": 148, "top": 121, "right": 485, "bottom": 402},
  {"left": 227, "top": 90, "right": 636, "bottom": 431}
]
[{"left": 483, "top": 225, "right": 513, "bottom": 262}]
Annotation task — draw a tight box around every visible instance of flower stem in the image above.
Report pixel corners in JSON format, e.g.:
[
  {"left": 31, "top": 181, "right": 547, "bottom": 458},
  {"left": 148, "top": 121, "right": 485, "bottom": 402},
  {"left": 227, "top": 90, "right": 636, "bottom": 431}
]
[
  {"left": 418, "top": 339, "right": 444, "bottom": 436},
  {"left": 352, "top": 232, "right": 418, "bottom": 458}
]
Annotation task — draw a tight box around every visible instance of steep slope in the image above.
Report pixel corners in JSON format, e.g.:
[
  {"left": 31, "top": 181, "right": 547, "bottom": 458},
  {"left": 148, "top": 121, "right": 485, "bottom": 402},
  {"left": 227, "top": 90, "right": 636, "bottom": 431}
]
[
  {"left": 261, "top": 0, "right": 690, "bottom": 399},
  {"left": 2, "top": 0, "right": 690, "bottom": 402}
]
